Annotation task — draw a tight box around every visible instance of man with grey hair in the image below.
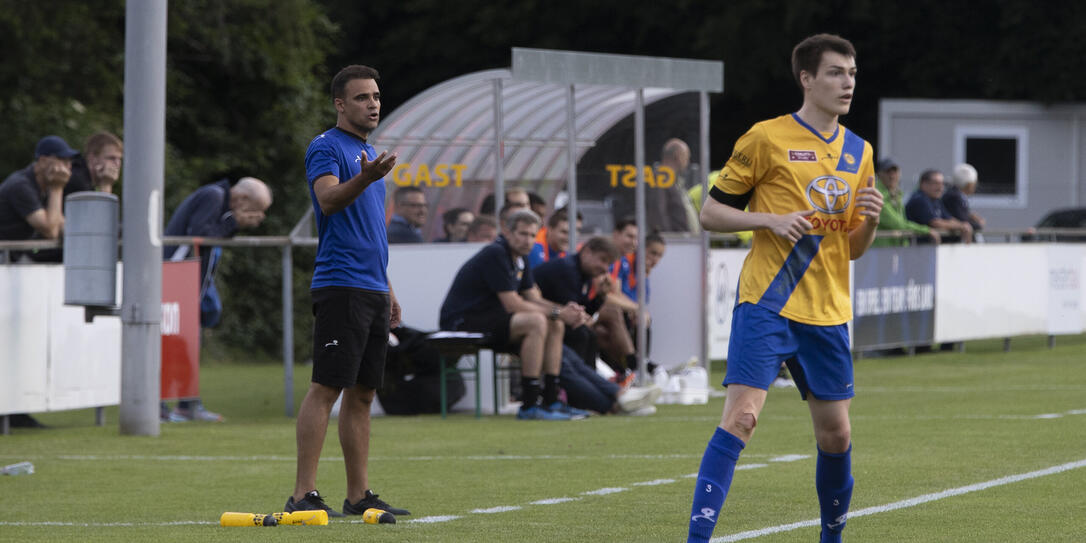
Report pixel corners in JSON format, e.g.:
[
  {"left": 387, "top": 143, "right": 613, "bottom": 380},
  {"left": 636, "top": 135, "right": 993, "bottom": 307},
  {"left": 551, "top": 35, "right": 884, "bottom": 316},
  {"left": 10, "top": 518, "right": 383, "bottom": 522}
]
[
  {"left": 943, "top": 163, "right": 985, "bottom": 233},
  {"left": 440, "top": 207, "right": 590, "bottom": 420},
  {"left": 162, "top": 174, "right": 273, "bottom": 422}
]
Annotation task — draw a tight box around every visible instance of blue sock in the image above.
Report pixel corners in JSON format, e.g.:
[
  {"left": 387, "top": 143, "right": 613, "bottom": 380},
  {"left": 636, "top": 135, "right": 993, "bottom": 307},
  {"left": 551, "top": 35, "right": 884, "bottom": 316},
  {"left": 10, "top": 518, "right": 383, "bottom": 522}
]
[
  {"left": 688, "top": 427, "right": 745, "bottom": 543},
  {"left": 816, "top": 445, "right": 854, "bottom": 543}
]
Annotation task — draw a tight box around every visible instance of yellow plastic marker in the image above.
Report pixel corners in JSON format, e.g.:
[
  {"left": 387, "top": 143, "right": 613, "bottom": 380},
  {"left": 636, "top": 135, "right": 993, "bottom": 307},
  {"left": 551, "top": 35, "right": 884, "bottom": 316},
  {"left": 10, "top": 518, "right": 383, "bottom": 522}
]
[
  {"left": 220, "top": 512, "right": 277, "bottom": 527},
  {"left": 362, "top": 508, "right": 395, "bottom": 524},
  {"left": 272, "top": 510, "right": 330, "bottom": 526}
]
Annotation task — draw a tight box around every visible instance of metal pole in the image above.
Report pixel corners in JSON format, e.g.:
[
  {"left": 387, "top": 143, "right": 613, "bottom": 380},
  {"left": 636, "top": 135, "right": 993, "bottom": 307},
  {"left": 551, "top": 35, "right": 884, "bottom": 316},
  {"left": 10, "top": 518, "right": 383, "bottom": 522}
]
[
  {"left": 493, "top": 79, "right": 505, "bottom": 215},
  {"left": 566, "top": 84, "right": 578, "bottom": 251},
  {"left": 282, "top": 245, "right": 294, "bottom": 417},
  {"left": 699, "top": 91, "right": 711, "bottom": 370},
  {"left": 634, "top": 89, "right": 647, "bottom": 381},
  {"left": 120, "top": 0, "right": 167, "bottom": 436}
]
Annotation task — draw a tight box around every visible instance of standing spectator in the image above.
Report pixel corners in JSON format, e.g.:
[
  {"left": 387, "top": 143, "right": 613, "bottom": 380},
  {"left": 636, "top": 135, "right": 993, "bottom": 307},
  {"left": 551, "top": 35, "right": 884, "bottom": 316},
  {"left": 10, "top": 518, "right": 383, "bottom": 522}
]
[
  {"left": 943, "top": 163, "right": 985, "bottom": 232},
  {"left": 0, "top": 136, "right": 77, "bottom": 243},
  {"left": 905, "top": 169, "right": 973, "bottom": 243},
  {"left": 434, "top": 207, "right": 473, "bottom": 242},
  {"left": 162, "top": 175, "right": 273, "bottom": 422},
  {"left": 387, "top": 186, "right": 426, "bottom": 243},
  {"left": 439, "top": 209, "right": 586, "bottom": 420},
  {"left": 0, "top": 136, "right": 79, "bottom": 426},
  {"left": 286, "top": 64, "right": 409, "bottom": 519},
  {"left": 466, "top": 214, "right": 498, "bottom": 242},
  {"left": 872, "top": 157, "right": 938, "bottom": 246},
  {"left": 688, "top": 34, "right": 883, "bottom": 543},
  {"left": 66, "top": 131, "right": 124, "bottom": 197}
]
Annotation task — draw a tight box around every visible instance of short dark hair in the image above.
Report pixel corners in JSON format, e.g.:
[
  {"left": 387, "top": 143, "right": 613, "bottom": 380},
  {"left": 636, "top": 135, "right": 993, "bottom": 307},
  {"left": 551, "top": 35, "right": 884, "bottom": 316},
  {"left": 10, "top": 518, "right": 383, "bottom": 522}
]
[
  {"left": 331, "top": 65, "right": 380, "bottom": 100},
  {"left": 582, "top": 236, "right": 619, "bottom": 262},
  {"left": 528, "top": 191, "right": 545, "bottom": 208},
  {"left": 547, "top": 207, "right": 584, "bottom": 229},
  {"left": 442, "top": 207, "right": 470, "bottom": 227},
  {"left": 614, "top": 216, "right": 638, "bottom": 233},
  {"left": 919, "top": 169, "right": 943, "bottom": 184},
  {"left": 791, "top": 34, "right": 856, "bottom": 89},
  {"left": 393, "top": 185, "right": 424, "bottom": 205},
  {"left": 646, "top": 231, "right": 666, "bottom": 247}
]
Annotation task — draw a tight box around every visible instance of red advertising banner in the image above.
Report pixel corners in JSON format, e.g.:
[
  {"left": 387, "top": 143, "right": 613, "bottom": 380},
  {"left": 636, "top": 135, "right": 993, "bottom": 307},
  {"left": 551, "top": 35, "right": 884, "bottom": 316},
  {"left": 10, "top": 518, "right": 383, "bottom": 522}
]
[{"left": 161, "top": 260, "right": 200, "bottom": 400}]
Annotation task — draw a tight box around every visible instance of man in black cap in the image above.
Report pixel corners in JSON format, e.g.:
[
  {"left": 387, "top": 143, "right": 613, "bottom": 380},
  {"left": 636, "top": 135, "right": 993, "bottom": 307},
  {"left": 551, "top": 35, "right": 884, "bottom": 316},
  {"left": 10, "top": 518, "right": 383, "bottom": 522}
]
[
  {"left": 0, "top": 135, "right": 80, "bottom": 243},
  {"left": 0, "top": 136, "right": 79, "bottom": 427}
]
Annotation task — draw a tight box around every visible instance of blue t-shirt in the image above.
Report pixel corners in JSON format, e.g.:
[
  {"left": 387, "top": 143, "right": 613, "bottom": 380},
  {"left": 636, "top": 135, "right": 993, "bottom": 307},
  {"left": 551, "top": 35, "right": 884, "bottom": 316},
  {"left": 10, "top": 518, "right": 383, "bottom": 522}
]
[
  {"left": 305, "top": 127, "right": 389, "bottom": 292},
  {"left": 439, "top": 235, "right": 533, "bottom": 329},
  {"left": 533, "top": 253, "right": 604, "bottom": 315}
]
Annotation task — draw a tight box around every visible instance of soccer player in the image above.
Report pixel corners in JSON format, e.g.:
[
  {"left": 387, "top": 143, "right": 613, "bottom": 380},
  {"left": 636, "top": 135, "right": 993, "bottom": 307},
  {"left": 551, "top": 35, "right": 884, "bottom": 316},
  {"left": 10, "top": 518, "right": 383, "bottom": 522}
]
[
  {"left": 687, "top": 34, "right": 883, "bottom": 543},
  {"left": 287, "top": 64, "right": 410, "bottom": 519}
]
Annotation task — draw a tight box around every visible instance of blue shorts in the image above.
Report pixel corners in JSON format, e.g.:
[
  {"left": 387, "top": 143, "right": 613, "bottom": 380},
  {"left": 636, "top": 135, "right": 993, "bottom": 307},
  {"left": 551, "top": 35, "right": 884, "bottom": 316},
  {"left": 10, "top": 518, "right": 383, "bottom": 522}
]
[{"left": 724, "top": 303, "right": 854, "bottom": 401}]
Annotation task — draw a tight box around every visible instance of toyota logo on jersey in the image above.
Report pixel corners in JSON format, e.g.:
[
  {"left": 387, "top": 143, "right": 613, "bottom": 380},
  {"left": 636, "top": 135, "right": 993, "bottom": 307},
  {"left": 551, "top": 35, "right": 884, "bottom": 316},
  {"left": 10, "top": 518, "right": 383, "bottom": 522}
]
[{"left": 806, "top": 175, "right": 851, "bottom": 214}]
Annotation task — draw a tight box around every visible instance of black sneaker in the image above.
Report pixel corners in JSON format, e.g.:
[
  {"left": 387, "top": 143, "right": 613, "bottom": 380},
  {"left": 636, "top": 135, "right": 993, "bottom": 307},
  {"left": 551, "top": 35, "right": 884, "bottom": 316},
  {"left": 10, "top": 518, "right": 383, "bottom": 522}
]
[
  {"left": 343, "top": 490, "right": 411, "bottom": 516},
  {"left": 286, "top": 490, "right": 344, "bottom": 518}
]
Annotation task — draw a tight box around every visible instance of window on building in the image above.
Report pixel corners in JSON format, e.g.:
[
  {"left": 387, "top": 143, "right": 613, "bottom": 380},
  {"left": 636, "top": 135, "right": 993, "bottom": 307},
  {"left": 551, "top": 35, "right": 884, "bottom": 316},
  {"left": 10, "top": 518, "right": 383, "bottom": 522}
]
[{"left": 953, "top": 125, "right": 1029, "bottom": 208}]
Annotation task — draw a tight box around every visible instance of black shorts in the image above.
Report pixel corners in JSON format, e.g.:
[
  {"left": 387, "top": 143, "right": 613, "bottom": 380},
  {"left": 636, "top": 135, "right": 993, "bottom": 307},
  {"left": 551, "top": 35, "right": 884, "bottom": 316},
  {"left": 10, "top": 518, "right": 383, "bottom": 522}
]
[
  {"left": 454, "top": 306, "right": 515, "bottom": 352},
  {"left": 311, "top": 287, "right": 390, "bottom": 389}
]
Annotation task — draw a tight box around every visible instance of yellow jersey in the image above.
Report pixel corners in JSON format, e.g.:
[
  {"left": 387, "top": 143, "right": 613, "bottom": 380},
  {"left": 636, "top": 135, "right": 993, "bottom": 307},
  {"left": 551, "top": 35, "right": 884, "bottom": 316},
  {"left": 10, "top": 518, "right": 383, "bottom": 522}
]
[{"left": 713, "top": 113, "right": 874, "bottom": 325}]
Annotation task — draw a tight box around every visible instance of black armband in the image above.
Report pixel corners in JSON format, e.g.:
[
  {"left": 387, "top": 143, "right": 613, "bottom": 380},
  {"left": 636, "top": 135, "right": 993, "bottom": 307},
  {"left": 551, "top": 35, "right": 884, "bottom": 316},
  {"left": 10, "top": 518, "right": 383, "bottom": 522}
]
[{"left": 709, "top": 186, "right": 753, "bottom": 210}]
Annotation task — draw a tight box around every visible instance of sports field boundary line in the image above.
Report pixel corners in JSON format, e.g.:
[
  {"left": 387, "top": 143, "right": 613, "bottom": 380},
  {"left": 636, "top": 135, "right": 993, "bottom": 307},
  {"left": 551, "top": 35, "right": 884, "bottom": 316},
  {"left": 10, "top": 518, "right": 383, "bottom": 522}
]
[{"left": 711, "top": 457, "right": 1086, "bottom": 542}]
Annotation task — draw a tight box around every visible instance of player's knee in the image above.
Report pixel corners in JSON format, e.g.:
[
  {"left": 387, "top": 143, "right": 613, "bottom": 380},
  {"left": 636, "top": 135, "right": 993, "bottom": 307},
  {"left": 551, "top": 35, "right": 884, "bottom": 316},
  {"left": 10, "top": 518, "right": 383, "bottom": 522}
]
[
  {"left": 726, "top": 411, "right": 757, "bottom": 439},
  {"left": 816, "top": 424, "right": 851, "bottom": 453}
]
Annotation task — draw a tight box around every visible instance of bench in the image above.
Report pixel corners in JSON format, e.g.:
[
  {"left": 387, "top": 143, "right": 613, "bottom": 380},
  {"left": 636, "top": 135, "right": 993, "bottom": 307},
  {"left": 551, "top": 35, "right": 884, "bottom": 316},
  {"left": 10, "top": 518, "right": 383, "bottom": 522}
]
[{"left": 426, "top": 331, "right": 520, "bottom": 418}]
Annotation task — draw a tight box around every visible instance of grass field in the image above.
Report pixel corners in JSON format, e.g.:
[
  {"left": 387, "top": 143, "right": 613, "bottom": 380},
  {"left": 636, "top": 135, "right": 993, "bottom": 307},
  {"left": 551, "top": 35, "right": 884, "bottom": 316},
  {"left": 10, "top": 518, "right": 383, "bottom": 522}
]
[{"left": 2, "top": 334, "right": 1085, "bottom": 542}]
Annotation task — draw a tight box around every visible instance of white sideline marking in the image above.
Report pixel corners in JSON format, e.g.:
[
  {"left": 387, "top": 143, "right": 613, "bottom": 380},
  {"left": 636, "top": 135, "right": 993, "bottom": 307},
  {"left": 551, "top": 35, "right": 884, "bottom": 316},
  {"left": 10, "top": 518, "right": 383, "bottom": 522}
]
[
  {"left": 531, "top": 497, "right": 579, "bottom": 505},
  {"left": 711, "top": 457, "right": 1086, "bottom": 542},
  {"left": 406, "top": 515, "right": 462, "bottom": 524},
  {"left": 735, "top": 463, "right": 768, "bottom": 471},
  {"left": 45, "top": 452, "right": 708, "bottom": 462},
  {"left": 471, "top": 505, "right": 522, "bottom": 514},
  {"left": 632, "top": 478, "right": 676, "bottom": 486},
  {"left": 768, "top": 454, "right": 809, "bottom": 463},
  {"left": 582, "top": 487, "right": 627, "bottom": 496}
]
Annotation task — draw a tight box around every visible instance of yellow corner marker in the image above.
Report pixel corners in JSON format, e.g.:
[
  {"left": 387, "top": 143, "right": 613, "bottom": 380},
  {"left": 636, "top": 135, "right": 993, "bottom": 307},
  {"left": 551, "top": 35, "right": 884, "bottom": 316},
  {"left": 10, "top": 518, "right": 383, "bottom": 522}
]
[
  {"left": 273, "top": 510, "right": 330, "bottom": 526},
  {"left": 220, "top": 512, "right": 277, "bottom": 527},
  {"left": 362, "top": 508, "right": 396, "bottom": 524}
]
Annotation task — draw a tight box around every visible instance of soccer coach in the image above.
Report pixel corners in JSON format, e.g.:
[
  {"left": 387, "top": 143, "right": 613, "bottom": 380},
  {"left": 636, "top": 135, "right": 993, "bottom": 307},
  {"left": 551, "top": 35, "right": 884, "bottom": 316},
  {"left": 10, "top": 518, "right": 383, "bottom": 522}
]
[{"left": 285, "top": 65, "right": 410, "bottom": 519}]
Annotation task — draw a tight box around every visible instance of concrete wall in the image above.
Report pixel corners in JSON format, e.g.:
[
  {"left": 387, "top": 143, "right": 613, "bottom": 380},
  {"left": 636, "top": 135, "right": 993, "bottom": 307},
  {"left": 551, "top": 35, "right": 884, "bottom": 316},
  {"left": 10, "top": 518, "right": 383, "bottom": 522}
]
[{"left": 879, "top": 99, "right": 1085, "bottom": 229}]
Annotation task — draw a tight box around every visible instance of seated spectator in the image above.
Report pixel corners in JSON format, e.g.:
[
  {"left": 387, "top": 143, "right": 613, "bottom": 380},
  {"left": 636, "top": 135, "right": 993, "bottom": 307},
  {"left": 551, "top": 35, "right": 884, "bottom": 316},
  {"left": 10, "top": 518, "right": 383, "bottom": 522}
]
[
  {"left": 0, "top": 136, "right": 78, "bottom": 243},
  {"left": 479, "top": 187, "right": 530, "bottom": 217},
  {"left": 387, "top": 186, "right": 426, "bottom": 243},
  {"left": 872, "top": 157, "right": 938, "bottom": 246},
  {"left": 465, "top": 214, "right": 498, "bottom": 242},
  {"left": 527, "top": 207, "right": 582, "bottom": 269},
  {"left": 439, "top": 209, "right": 587, "bottom": 420},
  {"left": 528, "top": 190, "right": 547, "bottom": 219},
  {"left": 905, "top": 169, "right": 973, "bottom": 243},
  {"left": 944, "top": 163, "right": 986, "bottom": 232},
  {"left": 434, "top": 207, "right": 473, "bottom": 242},
  {"left": 66, "top": 131, "right": 124, "bottom": 197},
  {"left": 162, "top": 175, "right": 273, "bottom": 422},
  {"left": 532, "top": 237, "right": 662, "bottom": 415}
]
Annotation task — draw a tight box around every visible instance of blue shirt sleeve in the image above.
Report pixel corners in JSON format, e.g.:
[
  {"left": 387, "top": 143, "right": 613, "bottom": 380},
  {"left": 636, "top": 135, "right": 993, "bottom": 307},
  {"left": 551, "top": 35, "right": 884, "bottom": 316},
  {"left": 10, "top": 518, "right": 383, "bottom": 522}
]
[
  {"left": 904, "top": 193, "right": 935, "bottom": 225},
  {"left": 305, "top": 137, "right": 340, "bottom": 184}
]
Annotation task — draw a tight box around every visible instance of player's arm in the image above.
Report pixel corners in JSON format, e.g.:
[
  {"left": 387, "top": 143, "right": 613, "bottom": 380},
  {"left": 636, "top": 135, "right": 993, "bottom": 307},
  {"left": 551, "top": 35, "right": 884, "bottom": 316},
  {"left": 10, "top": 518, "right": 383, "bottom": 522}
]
[
  {"left": 700, "top": 189, "right": 816, "bottom": 244},
  {"left": 848, "top": 176, "right": 884, "bottom": 259},
  {"left": 312, "top": 151, "right": 397, "bottom": 215}
]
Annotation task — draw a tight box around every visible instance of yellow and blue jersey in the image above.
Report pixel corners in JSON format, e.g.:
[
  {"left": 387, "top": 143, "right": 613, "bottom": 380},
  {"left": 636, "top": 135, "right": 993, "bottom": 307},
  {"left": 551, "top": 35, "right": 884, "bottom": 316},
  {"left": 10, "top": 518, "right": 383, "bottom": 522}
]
[{"left": 712, "top": 113, "right": 874, "bottom": 326}]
